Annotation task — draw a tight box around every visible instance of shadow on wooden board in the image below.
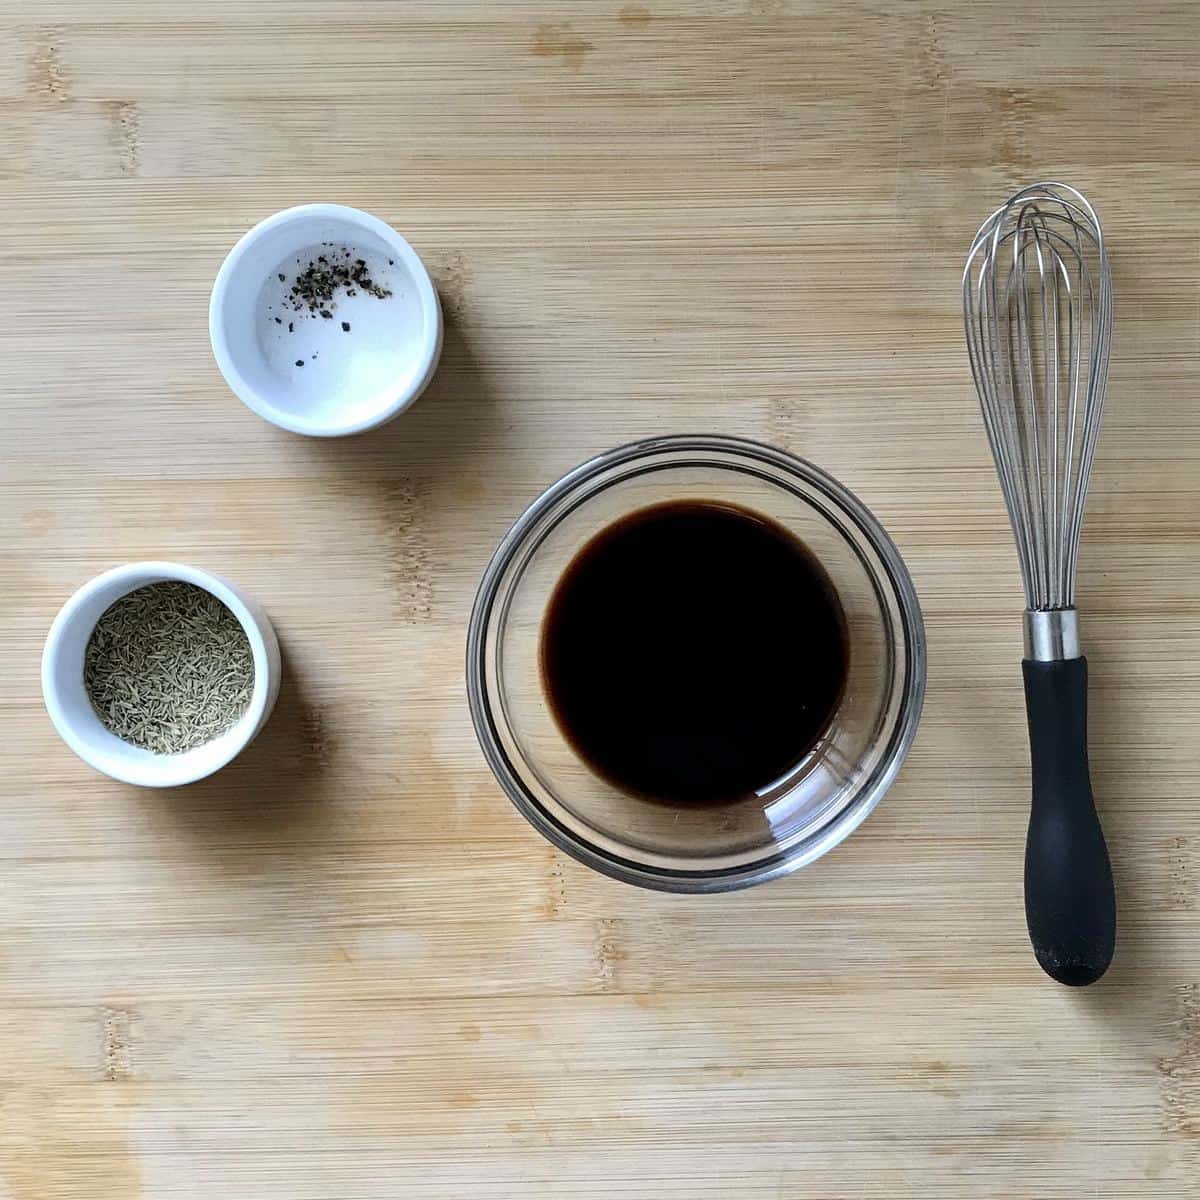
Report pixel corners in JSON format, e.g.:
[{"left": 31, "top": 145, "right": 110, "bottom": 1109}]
[{"left": 162, "top": 640, "right": 341, "bottom": 855}]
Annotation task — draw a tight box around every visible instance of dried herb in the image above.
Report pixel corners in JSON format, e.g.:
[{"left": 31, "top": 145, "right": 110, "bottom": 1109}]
[{"left": 84, "top": 582, "right": 254, "bottom": 755}]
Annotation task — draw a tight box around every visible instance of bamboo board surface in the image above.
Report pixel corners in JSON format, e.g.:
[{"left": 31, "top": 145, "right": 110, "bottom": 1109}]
[{"left": 0, "top": 2, "right": 1197, "bottom": 1196}]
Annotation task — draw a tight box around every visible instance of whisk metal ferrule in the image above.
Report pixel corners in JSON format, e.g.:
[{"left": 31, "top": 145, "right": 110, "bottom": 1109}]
[{"left": 1024, "top": 607, "right": 1080, "bottom": 662}]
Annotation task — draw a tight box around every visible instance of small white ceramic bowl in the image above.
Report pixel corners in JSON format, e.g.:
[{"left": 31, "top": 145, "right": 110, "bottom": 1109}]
[
  {"left": 42, "top": 562, "right": 282, "bottom": 787},
  {"left": 210, "top": 204, "right": 443, "bottom": 437}
]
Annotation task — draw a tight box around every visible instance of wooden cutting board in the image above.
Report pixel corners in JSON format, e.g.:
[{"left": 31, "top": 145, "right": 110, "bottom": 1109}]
[{"left": 1, "top": 2, "right": 1196, "bottom": 1196}]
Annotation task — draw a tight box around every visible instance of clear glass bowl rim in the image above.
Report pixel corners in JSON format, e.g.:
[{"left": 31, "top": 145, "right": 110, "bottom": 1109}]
[{"left": 466, "top": 434, "right": 927, "bottom": 893}]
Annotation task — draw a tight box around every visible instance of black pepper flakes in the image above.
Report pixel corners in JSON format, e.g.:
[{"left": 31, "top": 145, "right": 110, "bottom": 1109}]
[
  {"left": 279, "top": 248, "right": 392, "bottom": 313},
  {"left": 295, "top": 359, "right": 304, "bottom": 367},
  {"left": 341, "top": 321, "right": 351, "bottom": 332}
]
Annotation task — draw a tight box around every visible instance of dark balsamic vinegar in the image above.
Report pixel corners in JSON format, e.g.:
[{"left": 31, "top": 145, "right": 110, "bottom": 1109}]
[{"left": 541, "top": 500, "right": 848, "bottom": 805}]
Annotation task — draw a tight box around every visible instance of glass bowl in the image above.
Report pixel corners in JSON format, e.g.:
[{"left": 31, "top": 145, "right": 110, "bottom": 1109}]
[{"left": 467, "top": 436, "right": 926, "bottom": 892}]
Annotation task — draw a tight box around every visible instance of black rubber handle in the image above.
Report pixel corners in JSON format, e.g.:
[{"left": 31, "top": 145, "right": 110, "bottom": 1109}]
[{"left": 1022, "top": 656, "right": 1115, "bottom": 986}]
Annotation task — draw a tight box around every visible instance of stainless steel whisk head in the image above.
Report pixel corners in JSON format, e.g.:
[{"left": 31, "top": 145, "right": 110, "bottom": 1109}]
[{"left": 963, "top": 183, "right": 1112, "bottom": 621}]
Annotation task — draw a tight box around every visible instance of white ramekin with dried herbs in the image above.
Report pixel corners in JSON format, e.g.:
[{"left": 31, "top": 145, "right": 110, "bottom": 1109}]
[{"left": 42, "top": 562, "right": 281, "bottom": 787}]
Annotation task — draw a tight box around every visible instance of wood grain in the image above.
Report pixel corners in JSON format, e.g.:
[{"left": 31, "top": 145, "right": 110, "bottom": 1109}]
[{"left": 1, "top": 1, "right": 1197, "bottom": 1195}]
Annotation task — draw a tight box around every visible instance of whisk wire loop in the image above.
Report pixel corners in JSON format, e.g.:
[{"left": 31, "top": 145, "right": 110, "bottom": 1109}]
[{"left": 963, "top": 183, "right": 1112, "bottom": 613}]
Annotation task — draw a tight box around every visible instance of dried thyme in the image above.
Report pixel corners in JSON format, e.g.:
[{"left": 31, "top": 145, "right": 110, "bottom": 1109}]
[{"left": 84, "top": 582, "right": 254, "bottom": 755}]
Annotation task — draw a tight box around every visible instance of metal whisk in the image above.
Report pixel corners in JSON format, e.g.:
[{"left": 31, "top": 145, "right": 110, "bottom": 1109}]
[{"left": 963, "top": 182, "right": 1116, "bottom": 985}]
